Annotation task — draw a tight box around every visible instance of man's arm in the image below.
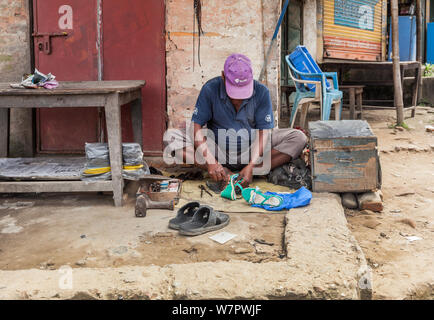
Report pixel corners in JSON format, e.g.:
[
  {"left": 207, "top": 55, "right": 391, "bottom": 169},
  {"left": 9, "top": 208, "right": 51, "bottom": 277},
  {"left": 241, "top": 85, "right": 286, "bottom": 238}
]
[{"left": 193, "top": 122, "right": 229, "bottom": 182}]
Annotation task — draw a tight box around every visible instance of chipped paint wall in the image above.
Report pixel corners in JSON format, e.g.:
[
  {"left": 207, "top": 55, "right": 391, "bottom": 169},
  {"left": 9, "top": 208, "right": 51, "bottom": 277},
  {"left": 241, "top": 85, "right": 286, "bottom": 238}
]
[
  {"left": 166, "top": 0, "right": 281, "bottom": 129},
  {"left": 0, "top": 0, "right": 33, "bottom": 156}
]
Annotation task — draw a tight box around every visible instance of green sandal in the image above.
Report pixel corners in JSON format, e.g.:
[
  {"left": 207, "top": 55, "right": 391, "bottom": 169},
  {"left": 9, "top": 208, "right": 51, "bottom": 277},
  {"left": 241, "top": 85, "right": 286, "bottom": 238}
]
[
  {"left": 220, "top": 174, "right": 244, "bottom": 201},
  {"left": 242, "top": 187, "right": 283, "bottom": 207}
]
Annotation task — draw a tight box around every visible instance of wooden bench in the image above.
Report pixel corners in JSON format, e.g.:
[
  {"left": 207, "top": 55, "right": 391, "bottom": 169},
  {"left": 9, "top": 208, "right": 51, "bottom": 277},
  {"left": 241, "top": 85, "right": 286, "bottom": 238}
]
[
  {"left": 0, "top": 80, "right": 145, "bottom": 207},
  {"left": 340, "top": 85, "right": 365, "bottom": 120}
]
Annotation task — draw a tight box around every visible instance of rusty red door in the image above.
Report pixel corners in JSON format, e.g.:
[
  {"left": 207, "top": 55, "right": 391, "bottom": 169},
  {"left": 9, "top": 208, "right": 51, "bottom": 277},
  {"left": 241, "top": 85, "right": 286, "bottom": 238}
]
[
  {"left": 33, "top": 0, "right": 166, "bottom": 155},
  {"left": 102, "top": 0, "right": 166, "bottom": 155},
  {"left": 33, "top": 0, "right": 101, "bottom": 152}
]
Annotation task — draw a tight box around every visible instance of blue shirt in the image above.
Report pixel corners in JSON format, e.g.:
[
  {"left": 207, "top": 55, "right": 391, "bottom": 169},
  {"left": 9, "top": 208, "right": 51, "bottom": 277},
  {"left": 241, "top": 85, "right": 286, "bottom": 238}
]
[{"left": 191, "top": 76, "right": 274, "bottom": 153}]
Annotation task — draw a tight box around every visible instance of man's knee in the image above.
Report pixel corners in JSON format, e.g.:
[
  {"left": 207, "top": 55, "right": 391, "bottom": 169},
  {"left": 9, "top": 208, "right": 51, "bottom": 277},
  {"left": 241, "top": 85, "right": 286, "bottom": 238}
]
[{"left": 273, "top": 128, "right": 307, "bottom": 158}]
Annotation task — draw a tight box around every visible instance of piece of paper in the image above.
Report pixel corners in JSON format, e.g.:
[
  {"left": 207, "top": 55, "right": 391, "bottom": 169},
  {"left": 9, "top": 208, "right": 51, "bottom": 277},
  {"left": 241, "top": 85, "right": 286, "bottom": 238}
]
[
  {"left": 209, "top": 232, "right": 237, "bottom": 244},
  {"left": 405, "top": 236, "right": 422, "bottom": 242}
]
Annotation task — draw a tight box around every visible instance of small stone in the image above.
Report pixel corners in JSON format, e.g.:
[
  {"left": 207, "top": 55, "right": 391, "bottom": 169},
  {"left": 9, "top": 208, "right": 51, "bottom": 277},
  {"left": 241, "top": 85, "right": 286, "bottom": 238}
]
[
  {"left": 396, "top": 126, "right": 404, "bottom": 131},
  {"left": 75, "top": 259, "right": 86, "bottom": 266},
  {"left": 357, "top": 191, "right": 383, "bottom": 212},
  {"left": 389, "top": 209, "right": 401, "bottom": 213},
  {"left": 341, "top": 193, "right": 358, "bottom": 209},
  {"left": 407, "top": 145, "right": 416, "bottom": 151},
  {"left": 380, "top": 232, "right": 387, "bottom": 237},
  {"left": 111, "top": 246, "right": 128, "bottom": 255},
  {"left": 234, "top": 247, "right": 252, "bottom": 254},
  {"left": 80, "top": 235, "right": 86, "bottom": 239},
  {"left": 394, "top": 146, "right": 401, "bottom": 152}
]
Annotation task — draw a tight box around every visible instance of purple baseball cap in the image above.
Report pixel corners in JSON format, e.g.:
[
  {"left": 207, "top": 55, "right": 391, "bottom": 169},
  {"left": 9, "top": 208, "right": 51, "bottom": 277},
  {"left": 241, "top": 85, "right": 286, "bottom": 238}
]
[{"left": 224, "top": 53, "right": 254, "bottom": 99}]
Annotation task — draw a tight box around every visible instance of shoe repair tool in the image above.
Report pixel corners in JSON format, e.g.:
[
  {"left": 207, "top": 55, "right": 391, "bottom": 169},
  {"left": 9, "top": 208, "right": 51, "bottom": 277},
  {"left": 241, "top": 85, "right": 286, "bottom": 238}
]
[
  {"left": 206, "top": 180, "right": 226, "bottom": 194},
  {"left": 135, "top": 194, "right": 174, "bottom": 218},
  {"left": 254, "top": 238, "right": 274, "bottom": 246},
  {"left": 198, "top": 184, "right": 213, "bottom": 198}
]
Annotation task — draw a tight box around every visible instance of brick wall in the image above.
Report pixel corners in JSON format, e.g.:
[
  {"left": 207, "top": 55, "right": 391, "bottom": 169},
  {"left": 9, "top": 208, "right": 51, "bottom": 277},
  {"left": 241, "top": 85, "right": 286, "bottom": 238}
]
[
  {"left": 0, "top": 0, "right": 32, "bottom": 156},
  {"left": 0, "top": 0, "right": 30, "bottom": 81},
  {"left": 165, "top": 0, "right": 281, "bottom": 129}
]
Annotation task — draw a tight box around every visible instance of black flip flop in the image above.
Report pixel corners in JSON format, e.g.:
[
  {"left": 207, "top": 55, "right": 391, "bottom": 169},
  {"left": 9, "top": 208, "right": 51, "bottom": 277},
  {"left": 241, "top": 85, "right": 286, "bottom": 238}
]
[
  {"left": 168, "top": 202, "right": 200, "bottom": 230},
  {"left": 178, "top": 205, "right": 230, "bottom": 236}
]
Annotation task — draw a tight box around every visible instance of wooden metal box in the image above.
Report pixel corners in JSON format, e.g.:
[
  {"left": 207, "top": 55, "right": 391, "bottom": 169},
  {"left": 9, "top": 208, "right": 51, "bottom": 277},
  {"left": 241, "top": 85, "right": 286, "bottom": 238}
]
[{"left": 309, "top": 120, "right": 381, "bottom": 193}]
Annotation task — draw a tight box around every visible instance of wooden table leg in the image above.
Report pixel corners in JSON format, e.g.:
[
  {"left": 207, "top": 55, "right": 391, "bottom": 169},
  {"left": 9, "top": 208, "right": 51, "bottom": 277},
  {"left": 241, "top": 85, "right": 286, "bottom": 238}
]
[
  {"left": 130, "top": 96, "right": 143, "bottom": 148},
  {"left": 349, "top": 87, "right": 355, "bottom": 120},
  {"left": 105, "top": 93, "right": 124, "bottom": 207},
  {"left": 356, "top": 90, "right": 363, "bottom": 119},
  {"left": 411, "top": 65, "right": 421, "bottom": 118},
  {"left": 0, "top": 108, "right": 9, "bottom": 157}
]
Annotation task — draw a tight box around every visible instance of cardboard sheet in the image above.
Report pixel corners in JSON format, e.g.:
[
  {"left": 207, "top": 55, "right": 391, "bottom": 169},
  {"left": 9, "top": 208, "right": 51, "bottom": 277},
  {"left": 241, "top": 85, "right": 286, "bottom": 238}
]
[{"left": 176, "top": 178, "right": 293, "bottom": 213}]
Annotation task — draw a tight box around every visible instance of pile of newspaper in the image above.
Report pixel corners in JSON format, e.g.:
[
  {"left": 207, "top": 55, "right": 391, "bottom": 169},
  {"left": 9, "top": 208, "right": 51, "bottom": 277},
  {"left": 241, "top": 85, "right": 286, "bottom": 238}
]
[{"left": 10, "top": 69, "right": 59, "bottom": 89}]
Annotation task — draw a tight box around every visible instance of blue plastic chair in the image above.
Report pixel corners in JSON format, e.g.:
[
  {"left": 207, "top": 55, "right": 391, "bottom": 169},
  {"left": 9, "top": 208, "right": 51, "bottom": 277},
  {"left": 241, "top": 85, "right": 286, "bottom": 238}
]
[{"left": 284, "top": 51, "right": 343, "bottom": 128}]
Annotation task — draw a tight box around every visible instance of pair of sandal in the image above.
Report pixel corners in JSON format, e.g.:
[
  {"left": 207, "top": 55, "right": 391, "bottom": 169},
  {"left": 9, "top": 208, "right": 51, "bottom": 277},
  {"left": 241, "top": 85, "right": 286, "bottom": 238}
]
[
  {"left": 221, "top": 174, "right": 283, "bottom": 207},
  {"left": 169, "top": 202, "right": 230, "bottom": 236}
]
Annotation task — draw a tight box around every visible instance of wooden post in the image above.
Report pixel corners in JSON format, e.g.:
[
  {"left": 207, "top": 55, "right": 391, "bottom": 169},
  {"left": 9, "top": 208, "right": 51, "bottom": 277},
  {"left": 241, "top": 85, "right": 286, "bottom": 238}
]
[
  {"left": 391, "top": 0, "right": 405, "bottom": 125},
  {"left": 416, "top": 0, "right": 422, "bottom": 62}
]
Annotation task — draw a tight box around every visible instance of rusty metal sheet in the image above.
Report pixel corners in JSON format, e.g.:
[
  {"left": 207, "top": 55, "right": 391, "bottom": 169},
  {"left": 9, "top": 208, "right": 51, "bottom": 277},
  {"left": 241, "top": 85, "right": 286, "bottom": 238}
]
[
  {"left": 323, "top": 0, "right": 386, "bottom": 61},
  {"left": 33, "top": 0, "right": 166, "bottom": 155},
  {"left": 102, "top": 0, "right": 166, "bottom": 155},
  {"left": 34, "top": 0, "right": 100, "bottom": 153}
]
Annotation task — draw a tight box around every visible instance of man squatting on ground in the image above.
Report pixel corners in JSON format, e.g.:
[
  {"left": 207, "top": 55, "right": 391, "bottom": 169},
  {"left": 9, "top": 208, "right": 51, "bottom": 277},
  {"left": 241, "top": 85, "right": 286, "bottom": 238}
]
[{"left": 165, "top": 54, "right": 307, "bottom": 188}]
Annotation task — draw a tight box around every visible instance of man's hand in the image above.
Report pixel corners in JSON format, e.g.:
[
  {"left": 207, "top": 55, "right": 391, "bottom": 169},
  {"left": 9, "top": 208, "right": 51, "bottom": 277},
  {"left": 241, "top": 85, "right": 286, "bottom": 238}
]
[
  {"left": 237, "top": 164, "right": 253, "bottom": 188},
  {"left": 207, "top": 163, "right": 228, "bottom": 182}
]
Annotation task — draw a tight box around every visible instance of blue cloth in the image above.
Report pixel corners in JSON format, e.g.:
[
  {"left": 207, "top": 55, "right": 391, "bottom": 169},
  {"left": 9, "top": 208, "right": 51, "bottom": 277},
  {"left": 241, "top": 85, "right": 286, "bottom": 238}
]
[
  {"left": 251, "top": 187, "right": 312, "bottom": 211},
  {"left": 191, "top": 77, "right": 274, "bottom": 152}
]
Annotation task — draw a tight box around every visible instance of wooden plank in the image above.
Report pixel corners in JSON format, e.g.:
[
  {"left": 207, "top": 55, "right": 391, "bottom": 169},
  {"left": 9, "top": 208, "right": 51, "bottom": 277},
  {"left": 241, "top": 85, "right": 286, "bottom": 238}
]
[
  {"left": 0, "top": 108, "right": 8, "bottom": 157},
  {"left": 349, "top": 87, "right": 356, "bottom": 120},
  {"left": 0, "top": 80, "right": 145, "bottom": 95},
  {"left": 411, "top": 65, "right": 421, "bottom": 117},
  {"left": 356, "top": 91, "right": 363, "bottom": 119},
  {"left": 105, "top": 93, "right": 124, "bottom": 207},
  {"left": 0, "top": 180, "right": 113, "bottom": 193},
  {"left": 0, "top": 95, "right": 107, "bottom": 108}
]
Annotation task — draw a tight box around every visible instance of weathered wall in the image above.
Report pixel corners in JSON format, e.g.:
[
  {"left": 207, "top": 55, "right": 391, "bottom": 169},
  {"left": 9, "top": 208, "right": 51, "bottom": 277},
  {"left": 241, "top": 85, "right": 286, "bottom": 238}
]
[
  {"left": 304, "top": 0, "right": 317, "bottom": 59},
  {"left": 166, "top": 0, "right": 281, "bottom": 129},
  {"left": 0, "top": 0, "right": 32, "bottom": 156}
]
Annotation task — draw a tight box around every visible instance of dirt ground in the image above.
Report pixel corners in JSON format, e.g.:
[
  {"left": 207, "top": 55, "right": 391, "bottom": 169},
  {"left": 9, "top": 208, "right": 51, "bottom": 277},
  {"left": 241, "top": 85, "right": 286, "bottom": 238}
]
[
  {"left": 0, "top": 189, "right": 285, "bottom": 271},
  {"left": 344, "top": 107, "right": 434, "bottom": 299}
]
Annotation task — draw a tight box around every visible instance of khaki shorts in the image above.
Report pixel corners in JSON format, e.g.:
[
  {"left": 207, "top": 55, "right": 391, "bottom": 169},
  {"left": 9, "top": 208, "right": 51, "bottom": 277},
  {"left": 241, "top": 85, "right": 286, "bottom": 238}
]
[{"left": 163, "top": 125, "right": 307, "bottom": 172}]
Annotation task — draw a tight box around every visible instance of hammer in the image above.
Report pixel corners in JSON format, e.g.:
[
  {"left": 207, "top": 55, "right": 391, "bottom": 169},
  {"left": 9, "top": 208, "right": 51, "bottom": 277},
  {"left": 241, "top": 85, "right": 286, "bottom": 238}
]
[{"left": 135, "top": 194, "right": 174, "bottom": 217}]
